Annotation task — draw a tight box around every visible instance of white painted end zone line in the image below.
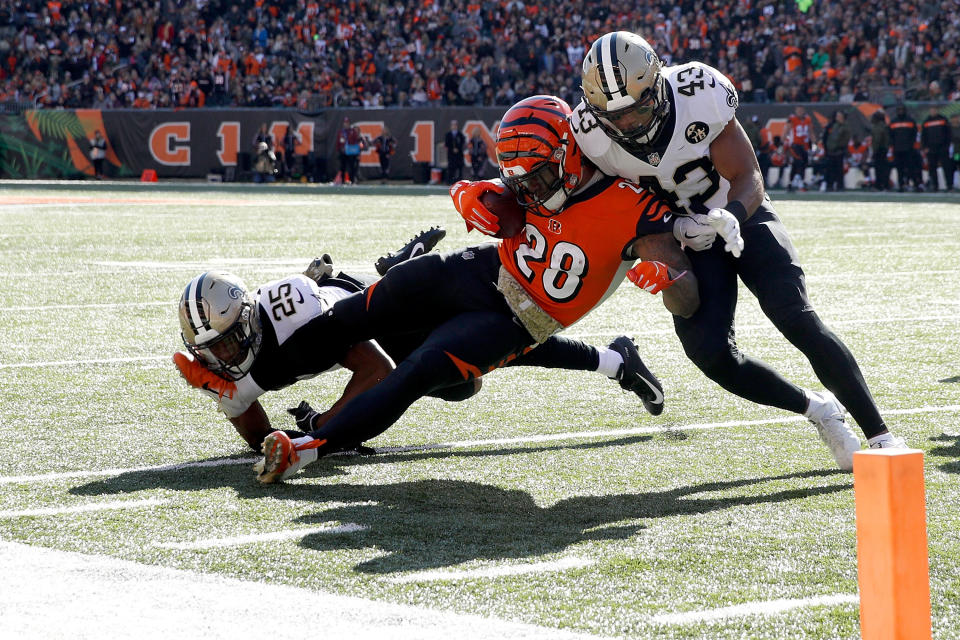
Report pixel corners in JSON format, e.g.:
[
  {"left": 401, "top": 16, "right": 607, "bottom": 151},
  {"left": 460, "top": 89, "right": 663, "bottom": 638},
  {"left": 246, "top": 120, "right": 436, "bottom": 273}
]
[
  {"left": 390, "top": 556, "right": 594, "bottom": 584},
  {"left": 155, "top": 522, "right": 367, "bottom": 550},
  {"left": 1, "top": 404, "right": 959, "bottom": 485},
  {"left": 0, "top": 498, "right": 169, "bottom": 518},
  {"left": 650, "top": 593, "right": 859, "bottom": 625}
]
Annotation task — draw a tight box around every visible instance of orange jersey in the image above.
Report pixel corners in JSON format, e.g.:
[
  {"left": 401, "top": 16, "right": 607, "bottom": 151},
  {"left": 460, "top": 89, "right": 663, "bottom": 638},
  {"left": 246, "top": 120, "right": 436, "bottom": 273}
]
[
  {"left": 498, "top": 176, "right": 674, "bottom": 327},
  {"left": 788, "top": 114, "right": 812, "bottom": 149}
]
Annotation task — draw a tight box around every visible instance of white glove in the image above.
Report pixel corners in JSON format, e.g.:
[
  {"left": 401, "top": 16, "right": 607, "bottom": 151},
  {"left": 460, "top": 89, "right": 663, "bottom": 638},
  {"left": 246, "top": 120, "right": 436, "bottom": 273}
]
[
  {"left": 673, "top": 214, "right": 717, "bottom": 251},
  {"left": 706, "top": 208, "right": 744, "bottom": 258}
]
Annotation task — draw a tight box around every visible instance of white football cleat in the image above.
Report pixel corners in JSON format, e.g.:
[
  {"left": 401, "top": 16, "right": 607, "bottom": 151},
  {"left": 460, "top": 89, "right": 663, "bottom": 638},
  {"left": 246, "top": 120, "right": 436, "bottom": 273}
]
[
  {"left": 805, "top": 391, "right": 861, "bottom": 471},
  {"left": 867, "top": 434, "right": 908, "bottom": 449}
]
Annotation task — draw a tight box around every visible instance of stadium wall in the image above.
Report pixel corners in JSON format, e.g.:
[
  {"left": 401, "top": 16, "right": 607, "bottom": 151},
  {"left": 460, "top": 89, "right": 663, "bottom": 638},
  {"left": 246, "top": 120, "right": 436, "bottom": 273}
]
[{"left": 0, "top": 104, "right": 948, "bottom": 181}]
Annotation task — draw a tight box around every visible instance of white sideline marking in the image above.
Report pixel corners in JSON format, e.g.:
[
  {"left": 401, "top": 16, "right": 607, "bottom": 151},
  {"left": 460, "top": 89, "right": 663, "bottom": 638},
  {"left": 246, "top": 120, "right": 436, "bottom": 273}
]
[
  {"left": 389, "top": 556, "right": 594, "bottom": 584},
  {"left": 0, "top": 355, "right": 168, "bottom": 369},
  {"left": 4, "top": 301, "right": 169, "bottom": 312},
  {"left": 0, "top": 498, "right": 168, "bottom": 518},
  {"left": 0, "top": 541, "right": 611, "bottom": 640},
  {"left": 156, "top": 523, "right": 367, "bottom": 550},
  {"left": 2, "top": 404, "right": 958, "bottom": 486},
  {"left": 650, "top": 593, "right": 859, "bottom": 625}
]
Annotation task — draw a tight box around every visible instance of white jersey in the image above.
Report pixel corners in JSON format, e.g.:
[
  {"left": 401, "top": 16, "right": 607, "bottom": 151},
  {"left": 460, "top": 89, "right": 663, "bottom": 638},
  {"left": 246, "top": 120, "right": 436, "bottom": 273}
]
[
  {"left": 215, "top": 274, "right": 356, "bottom": 417},
  {"left": 570, "top": 61, "right": 739, "bottom": 215}
]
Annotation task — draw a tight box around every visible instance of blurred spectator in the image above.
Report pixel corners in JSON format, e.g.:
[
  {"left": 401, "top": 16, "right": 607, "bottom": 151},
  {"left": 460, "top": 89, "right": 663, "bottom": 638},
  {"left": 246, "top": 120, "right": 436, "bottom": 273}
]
[
  {"left": 785, "top": 105, "right": 813, "bottom": 191},
  {"left": 252, "top": 141, "right": 277, "bottom": 183},
  {"left": 444, "top": 119, "right": 465, "bottom": 183},
  {"left": 823, "top": 110, "right": 850, "bottom": 192},
  {"left": 372, "top": 127, "right": 397, "bottom": 181},
  {"left": 890, "top": 104, "right": 922, "bottom": 192},
  {"left": 88, "top": 130, "right": 106, "bottom": 179},
  {"left": 335, "top": 117, "right": 364, "bottom": 184},
  {"left": 281, "top": 123, "right": 302, "bottom": 180},
  {"left": 869, "top": 110, "right": 891, "bottom": 191},
  {"left": 846, "top": 135, "right": 870, "bottom": 189},
  {"left": 468, "top": 129, "right": 487, "bottom": 180},
  {"left": 921, "top": 106, "right": 951, "bottom": 191},
  {"left": 950, "top": 114, "right": 960, "bottom": 191},
  {"left": 4, "top": 0, "right": 959, "bottom": 110}
]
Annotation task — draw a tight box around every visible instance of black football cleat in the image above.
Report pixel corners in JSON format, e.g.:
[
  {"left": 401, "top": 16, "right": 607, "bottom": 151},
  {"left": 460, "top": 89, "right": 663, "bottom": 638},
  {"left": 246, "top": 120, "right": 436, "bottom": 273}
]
[
  {"left": 609, "top": 335, "right": 664, "bottom": 415},
  {"left": 375, "top": 226, "right": 446, "bottom": 276}
]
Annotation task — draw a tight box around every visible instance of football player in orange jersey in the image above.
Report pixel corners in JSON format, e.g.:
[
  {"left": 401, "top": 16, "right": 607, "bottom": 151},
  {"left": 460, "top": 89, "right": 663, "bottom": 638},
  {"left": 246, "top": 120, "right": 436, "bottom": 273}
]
[{"left": 254, "top": 95, "right": 707, "bottom": 483}]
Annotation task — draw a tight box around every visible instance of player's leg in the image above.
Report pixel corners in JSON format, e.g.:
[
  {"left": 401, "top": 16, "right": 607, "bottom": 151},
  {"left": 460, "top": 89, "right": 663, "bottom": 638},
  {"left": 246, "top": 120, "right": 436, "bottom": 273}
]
[
  {"left": 510, "top": 335, "right": 664, "bottom": 415},
  {"left": 735, "top": 203, "right": 889, "bottom": 442},
  {"left": 332, "top": 244, "right": 506, "bottom": 345},
  {"left": 673, "top": 241, "right": 808, "bottom": 414}
]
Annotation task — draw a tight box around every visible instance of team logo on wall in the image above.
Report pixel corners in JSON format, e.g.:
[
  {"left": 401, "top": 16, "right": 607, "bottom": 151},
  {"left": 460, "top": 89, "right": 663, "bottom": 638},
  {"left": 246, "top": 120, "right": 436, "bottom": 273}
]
[{"left": 685, "top": 121, "right": 709, "bottom": 144}]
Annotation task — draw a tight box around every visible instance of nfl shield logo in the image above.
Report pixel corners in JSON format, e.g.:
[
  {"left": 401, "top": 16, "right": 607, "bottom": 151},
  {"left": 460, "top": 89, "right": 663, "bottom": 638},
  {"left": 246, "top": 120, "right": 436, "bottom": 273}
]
[{"left": 646, "top": 152, "right": 661, "bottom": 166}]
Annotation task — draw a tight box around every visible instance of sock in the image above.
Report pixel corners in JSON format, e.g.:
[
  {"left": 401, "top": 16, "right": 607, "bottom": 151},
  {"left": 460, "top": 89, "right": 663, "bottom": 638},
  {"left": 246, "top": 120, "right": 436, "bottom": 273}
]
[{"left": 596, "top": 346, "right": 624, "bottom": 379}]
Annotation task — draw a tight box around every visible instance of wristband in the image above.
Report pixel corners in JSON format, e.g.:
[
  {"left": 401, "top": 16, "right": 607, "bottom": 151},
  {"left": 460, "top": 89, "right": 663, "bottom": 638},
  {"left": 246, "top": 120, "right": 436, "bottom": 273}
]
[{"left": 725, "top": 200, "right": 749, "bottom": 224}]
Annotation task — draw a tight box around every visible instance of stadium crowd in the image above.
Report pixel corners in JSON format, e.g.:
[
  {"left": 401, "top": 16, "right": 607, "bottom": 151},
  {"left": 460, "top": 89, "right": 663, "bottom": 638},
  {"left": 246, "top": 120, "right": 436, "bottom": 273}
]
[{"left": 1, "top": 0, "right": 959, "bottom": 110}]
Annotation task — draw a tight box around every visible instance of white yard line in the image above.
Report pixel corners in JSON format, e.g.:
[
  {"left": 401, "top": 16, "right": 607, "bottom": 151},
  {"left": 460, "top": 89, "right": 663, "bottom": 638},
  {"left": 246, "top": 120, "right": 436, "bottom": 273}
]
[
  {"left": 0, "top": 497, "right": 168, "bottom": 518},
  {"left": 389, "top": 557, "right": 594, "bottom": 584},
  {"left": 155, "top": 523, "right": 368, "bottom": 550},
  {"left": 649, "top": 593, "right": 859, "bottom": 625},
  {"left": 2, "top": 404, "right": 958, "bottom": 486},
  {"left": 0, "top": 355, "right": 168, "bottom": 369},
  {"left": 0, "top": 540, "right": 610, "bottom": 640}
]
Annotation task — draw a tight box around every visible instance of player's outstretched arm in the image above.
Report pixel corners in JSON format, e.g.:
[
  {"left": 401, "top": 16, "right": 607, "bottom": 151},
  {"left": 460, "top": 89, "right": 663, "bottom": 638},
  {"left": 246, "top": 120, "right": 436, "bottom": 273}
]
[
  {"left": 629, "top": 232, "right": 699, "bottom": 318},
  {"left": 307, "top": 340, "right": 395, "bottom": 430},
  {"left": 229, "top": 401, "right": 273, "bottom": 451}
]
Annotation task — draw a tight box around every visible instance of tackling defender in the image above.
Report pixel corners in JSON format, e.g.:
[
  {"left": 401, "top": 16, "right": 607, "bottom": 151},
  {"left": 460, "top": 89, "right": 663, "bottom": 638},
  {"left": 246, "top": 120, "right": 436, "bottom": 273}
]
[
  {"left": 175, "top": 230, "right": 665, "bottom": 451},
  {"left": 255, "top": 95, "right": 703, "bottom": 483},
  {"left": 568, "top": 31, "right": 904, "bottom": 467}
]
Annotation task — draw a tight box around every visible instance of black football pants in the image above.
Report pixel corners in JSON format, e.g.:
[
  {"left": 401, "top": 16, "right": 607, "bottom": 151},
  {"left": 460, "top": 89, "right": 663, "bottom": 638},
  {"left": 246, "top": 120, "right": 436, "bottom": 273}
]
[
  {"left": 673, "top": 201, "right": 885, "bottom": 437},
  {"left": 308, "top": 244, "right": 594, "bottom": 448}
]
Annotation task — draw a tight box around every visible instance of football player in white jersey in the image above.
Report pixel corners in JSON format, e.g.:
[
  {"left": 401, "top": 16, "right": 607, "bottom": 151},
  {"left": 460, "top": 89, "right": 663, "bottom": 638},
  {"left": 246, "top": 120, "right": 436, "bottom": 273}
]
[
  {"left": 568, "top": 31, "right": 905, "bottom": 468},
  {"left": 174, "top": 240, "right": 666, "bottom": 454}
]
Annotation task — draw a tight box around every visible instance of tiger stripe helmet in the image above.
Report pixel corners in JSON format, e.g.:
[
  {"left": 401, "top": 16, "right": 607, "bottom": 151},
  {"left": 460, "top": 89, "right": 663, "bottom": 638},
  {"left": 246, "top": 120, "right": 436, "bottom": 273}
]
[
  {"left": 495, "top": 95, "right": 584, "bottom": 217},
  {"left": 581, "top": 31, "right": 670, "bottom": 150},
  {"left": 178, "top": 271, "right": 261, "bottom": 381}
]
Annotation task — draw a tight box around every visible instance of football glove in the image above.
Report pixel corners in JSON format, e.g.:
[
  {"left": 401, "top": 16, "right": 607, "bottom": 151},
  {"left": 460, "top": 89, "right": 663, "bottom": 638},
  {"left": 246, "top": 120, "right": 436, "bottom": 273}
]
[
  {"left": 172, "top": 351, "right": 237, "bottom": 400},
  {"left": 627, "top": 261, "right": 687, "bottom": 294},
  {"left": 287, "top": 400, "right": 321, "bottom": 432},
  {"left": 706, "top": 208, "right": 744, "bottom": 258},
  {"left": 303, "top": 254, "right": 334, "bottom": 284},
  {"left": 449, "top": 179, "right": 505, "bottom": 235},
  {"left": 672, "top": 213, "right": 717, "bottom": 251}
]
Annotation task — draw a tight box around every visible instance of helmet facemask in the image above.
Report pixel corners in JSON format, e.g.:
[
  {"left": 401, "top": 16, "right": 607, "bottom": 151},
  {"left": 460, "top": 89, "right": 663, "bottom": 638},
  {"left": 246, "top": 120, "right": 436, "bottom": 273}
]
[{"left": 495, "top": 95, "right": 582, "bottom": 217}]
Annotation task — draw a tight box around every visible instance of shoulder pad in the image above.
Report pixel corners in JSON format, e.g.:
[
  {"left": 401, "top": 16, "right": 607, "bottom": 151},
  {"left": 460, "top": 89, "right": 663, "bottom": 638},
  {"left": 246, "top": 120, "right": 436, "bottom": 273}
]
[{"left": 569, "top": 98, "right": 612, "bottom": 159}]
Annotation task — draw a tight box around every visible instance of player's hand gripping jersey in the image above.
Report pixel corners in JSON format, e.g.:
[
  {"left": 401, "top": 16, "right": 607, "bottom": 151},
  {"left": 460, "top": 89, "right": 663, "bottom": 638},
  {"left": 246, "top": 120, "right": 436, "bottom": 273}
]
[
  {"left": 497, "top": 174, "right": 675, "bottom": 329},
  {"left": 570, "top": 61, "right": 739, "bottom": 215}
]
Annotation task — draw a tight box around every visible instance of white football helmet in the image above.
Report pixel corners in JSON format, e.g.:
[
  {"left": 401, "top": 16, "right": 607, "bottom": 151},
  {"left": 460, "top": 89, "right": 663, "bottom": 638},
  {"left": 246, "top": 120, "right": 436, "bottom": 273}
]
[
  {"left": 178, "top": 271, "right": 260, "bottom": 381},
  {"left": 581, "top": 31, "right": 670, "bottom": 150}
]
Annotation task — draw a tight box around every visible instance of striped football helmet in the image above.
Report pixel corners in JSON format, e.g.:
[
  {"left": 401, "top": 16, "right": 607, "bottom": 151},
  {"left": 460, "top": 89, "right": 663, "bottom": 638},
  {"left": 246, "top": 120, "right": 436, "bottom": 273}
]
[
  {"left": 495, "top": 95, "right": 583, "bottom": 217},
  {"left": 178, "top": 271, "right": 260, "bottom": 381},
  {"left": 581, "top": 31, "right": 669, "bottom": 150}
]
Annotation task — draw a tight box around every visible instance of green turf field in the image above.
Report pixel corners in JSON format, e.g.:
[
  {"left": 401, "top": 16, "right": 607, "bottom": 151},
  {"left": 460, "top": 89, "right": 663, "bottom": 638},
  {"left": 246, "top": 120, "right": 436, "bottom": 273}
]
[{"left": 0, "top": 185, "right": 958, "bottom": 639}]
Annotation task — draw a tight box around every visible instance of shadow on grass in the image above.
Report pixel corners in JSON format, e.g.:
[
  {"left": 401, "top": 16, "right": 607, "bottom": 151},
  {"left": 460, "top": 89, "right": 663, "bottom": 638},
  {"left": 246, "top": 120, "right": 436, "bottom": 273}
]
[
  {"left": 929, "top": 432, "right": 960, "bottom": 474},
  {"left": 68, "top": 438, "right": 850, "bottom": 575},
  {"left": 68, "top": 435, "right": 653, "bottom": 496},
  {"left": 284, "top": 469, "right": 848, "bottom": 575},
  {"left": 938, "top": 375, "right": 960, "bottom": 383}
]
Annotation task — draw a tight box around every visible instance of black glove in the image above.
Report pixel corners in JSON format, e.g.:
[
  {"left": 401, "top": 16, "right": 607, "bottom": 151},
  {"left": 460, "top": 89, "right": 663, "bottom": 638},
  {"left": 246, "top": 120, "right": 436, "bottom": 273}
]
[{"left": 286, "top": 400, "right": 321, "bottom": 432}]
